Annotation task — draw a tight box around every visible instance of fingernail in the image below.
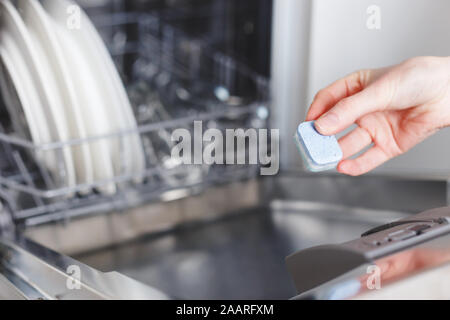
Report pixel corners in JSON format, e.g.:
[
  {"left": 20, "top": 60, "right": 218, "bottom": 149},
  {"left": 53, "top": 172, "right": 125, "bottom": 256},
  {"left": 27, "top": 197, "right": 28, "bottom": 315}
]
[
  {"left": 315, "top": 112, "right": 339, "bottom": 134},
  {"left": 337, "top": 161, "right": 348, "bottom": 173},
  {"left": 338, "top": 162, "right": 354, "bottom": 176}
]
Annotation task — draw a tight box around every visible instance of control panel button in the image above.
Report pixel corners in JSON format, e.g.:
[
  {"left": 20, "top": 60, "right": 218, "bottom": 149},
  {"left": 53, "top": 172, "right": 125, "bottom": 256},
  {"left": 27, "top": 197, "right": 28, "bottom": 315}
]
[
  {"left": 407, "top": 224, "right": 432, "bottom": 234},
  {"left": 366, "top": 237, "right": 390, "bottom": 247},
  {"left": 388, "top": 230, "right": 416, "bottom": 241}
]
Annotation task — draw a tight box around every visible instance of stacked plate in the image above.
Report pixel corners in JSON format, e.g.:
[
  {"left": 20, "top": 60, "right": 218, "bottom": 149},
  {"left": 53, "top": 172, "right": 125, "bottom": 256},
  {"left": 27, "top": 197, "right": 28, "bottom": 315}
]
[{"left": 0, "top": 0, "right": 146, "bottom": 194}]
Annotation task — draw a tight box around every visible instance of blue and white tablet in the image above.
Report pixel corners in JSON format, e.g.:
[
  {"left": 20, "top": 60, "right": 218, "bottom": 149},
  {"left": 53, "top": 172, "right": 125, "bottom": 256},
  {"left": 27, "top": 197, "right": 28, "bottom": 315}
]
[{"left": 294, "top": 121, "right": 343, "bottom": 172}]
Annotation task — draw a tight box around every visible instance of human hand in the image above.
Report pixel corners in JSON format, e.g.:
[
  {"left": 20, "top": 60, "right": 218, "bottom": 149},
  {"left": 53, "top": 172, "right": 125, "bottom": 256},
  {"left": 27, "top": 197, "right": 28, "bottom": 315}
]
[{"left": 306, "top": 56, "right": 450, "bottom": 176}]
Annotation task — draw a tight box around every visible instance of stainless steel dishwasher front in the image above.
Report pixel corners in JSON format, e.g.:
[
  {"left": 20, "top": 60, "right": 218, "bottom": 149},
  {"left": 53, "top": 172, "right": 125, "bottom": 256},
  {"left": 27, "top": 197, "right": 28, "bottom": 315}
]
[{"left": 2, "top": 175, "right": 446, "bottom": 300}]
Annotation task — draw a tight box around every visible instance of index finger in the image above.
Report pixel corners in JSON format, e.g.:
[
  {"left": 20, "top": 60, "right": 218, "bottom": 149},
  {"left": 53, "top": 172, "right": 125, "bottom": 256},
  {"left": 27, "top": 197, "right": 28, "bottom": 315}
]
[{"left": 306, "top": 70, "right": 370, "bottom": 121}]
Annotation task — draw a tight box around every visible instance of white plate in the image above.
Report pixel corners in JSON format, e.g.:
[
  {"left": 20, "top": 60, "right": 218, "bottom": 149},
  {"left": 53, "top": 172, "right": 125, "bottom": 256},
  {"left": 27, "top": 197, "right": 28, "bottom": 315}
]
[
  {"left": 81, "top": 2, "right": 146, "bottom": 179},
  {"left": 0, "top": 44, "right": 42, "bottom": 154},
  {"left": 0, "top": 0, "right": 76, "bottom": 189},
  {"left": 18, "top": 0, "right": 93, "bottom": 188},
  {"left": 43, "top": 0, "right": 146, "bottom": 180},
  {"left": 41, "top": 0, "right": 119, "bottom": 194},
  {"left": 18, "top": 0, "right": 94, "bottom": 191}
]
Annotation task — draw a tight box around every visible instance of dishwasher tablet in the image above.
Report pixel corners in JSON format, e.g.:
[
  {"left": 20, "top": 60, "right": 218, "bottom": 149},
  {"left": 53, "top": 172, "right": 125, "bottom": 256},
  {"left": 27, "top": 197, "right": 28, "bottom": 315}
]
[{"left": 294, "top": 121, "right": 343, "bottom": 172}]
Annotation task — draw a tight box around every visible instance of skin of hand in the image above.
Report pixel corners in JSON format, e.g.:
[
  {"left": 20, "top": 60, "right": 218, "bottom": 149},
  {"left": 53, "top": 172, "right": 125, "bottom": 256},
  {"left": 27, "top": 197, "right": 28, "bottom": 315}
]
[
  {"left": 359, "top": 248, "right": 450, "bottom": 287},
  {"left": 306, "top": 56, "right": 450, "bottom": 176}
]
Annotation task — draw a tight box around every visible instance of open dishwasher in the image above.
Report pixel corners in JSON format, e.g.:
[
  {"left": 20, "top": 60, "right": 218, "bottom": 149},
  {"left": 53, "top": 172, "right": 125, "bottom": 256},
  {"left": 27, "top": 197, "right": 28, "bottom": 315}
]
[{"left": 1, "top": 0, "right": 450, "bottom": 300}]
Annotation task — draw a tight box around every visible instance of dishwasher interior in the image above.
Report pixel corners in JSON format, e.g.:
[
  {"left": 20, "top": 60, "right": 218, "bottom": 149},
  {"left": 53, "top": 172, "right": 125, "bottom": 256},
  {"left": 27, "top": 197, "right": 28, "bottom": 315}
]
[{"left": 0, "top": 0, "right": 449, "bottom": 300}]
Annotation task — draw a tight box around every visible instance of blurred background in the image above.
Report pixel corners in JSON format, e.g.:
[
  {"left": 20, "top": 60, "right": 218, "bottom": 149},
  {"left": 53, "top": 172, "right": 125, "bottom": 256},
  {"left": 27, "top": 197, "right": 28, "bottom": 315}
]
[{"left": 1, "top": 0, "right": 450, "bottom": 300}]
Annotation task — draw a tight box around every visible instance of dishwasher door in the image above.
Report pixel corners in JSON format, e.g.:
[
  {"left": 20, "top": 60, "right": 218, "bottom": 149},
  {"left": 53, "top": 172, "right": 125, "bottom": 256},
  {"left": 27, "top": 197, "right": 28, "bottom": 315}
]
[
  {"left": 0, "top": 235, "right": 169, "bottom": 300},
  {"left": 1, "top": 175, "right": 449, "bottom": 299},
  {"left": 14, "top": 176, "right": 443, "bottom": 300}
]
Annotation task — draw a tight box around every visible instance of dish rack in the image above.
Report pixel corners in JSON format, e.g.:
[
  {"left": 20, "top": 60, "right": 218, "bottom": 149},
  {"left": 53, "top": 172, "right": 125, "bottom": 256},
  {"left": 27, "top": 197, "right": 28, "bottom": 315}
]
[{"left": 0, "top": 9, "right": 270, "bottom": 228}]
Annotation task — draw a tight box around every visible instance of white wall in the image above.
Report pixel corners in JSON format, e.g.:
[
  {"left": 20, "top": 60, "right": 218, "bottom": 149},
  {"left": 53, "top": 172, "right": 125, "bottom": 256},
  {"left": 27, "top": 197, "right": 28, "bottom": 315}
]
[{"left": 272, "top": 0, "right": 450, "bottom": 179}]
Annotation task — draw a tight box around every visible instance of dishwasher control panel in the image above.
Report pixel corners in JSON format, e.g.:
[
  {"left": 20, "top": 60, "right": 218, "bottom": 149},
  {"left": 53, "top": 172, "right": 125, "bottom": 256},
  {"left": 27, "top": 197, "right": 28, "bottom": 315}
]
[
  {"left": 348, "top": 211, "right": 450, "bottom": 258},
  {"left": 286, "top": 206, "right": 450, "bottom": 295}
]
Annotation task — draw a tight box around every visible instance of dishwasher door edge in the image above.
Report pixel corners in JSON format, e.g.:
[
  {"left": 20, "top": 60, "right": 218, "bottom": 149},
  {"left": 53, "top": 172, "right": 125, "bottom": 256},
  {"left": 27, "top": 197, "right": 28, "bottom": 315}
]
[{"left": 0, "top": 235, "right": 169, "bottom": 300}]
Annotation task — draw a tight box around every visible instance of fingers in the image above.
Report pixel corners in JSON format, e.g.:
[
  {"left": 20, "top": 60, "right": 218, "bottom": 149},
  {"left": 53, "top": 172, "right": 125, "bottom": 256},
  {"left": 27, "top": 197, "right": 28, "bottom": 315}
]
[
  {"left": 315, "top": 81, "right": 392, "bottom": 135},
  {"left": 338, "top": 146, "right": 390, "bottom": 176},
  {"left": 338, "top": 127, "right": 373, "bottom": 159},
  {"left": 306, "top": 89, "right": 338, "bottom": 121},
  {"left": 306, "top": 71, "right": 368, "bottom": 121}
]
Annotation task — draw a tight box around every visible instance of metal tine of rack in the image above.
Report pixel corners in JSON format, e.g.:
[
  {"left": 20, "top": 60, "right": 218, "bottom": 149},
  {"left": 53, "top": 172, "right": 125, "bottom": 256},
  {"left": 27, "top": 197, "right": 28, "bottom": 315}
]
[
  {"left": 0, "top": 127, "right": 20, "bottom": 216},
  {"left": 0, "top": 105, "right": 255, "bottom": 152},
  {"left": 0, "top": 121, "right": 261, "bottom": 222},
  {"left": 34, "top": 154, "right": 56, "bottom": 192},
  {"left": 0, "top": 112, "right": 258, "bottom": 201},
  {"left": 11, "top": 151, "right": 43, "bottom": 208},
  {"left": 20, "top": 166, "right": 250, "bottom": 227},
  {"left": 0, "top": 124, "right": 15, "bottom": 164},
  {"left": 14, "top": 164, "right": 205, "bottom": 222},
  {"left": 0, "top": 187, "right": 16, "bottom": 215},
  {"left": 0, "top": 127, "right": 51, "bottom": 210}
]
